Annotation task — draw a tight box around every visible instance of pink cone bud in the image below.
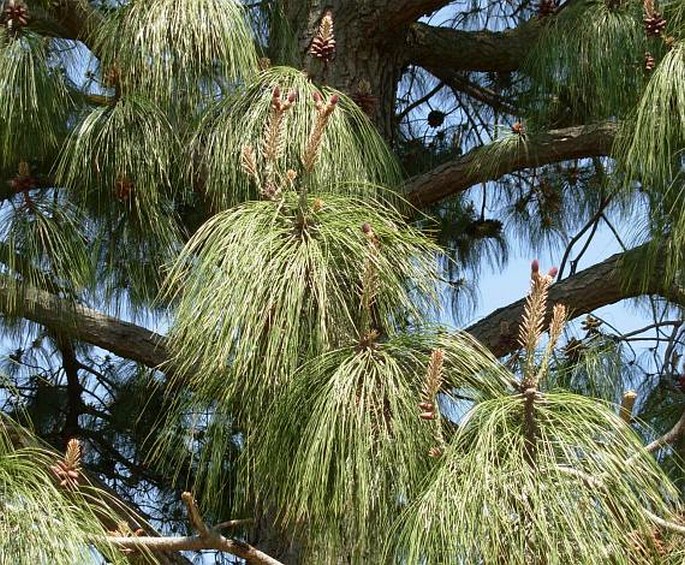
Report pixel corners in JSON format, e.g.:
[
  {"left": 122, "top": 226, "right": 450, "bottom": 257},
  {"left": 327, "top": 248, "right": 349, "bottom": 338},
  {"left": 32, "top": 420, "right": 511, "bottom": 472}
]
[
  {"left": 547, "top": 266, "right": 558, "bottom": 279},
  {"left": 287, "top": 89, "right": 297, "bottom": 103},
  {"left": 312, "top": 91, "right": 323, "bottom": 103},
  {"left": 418, "top": 401, "right": 434, "bottom": 411},
  {"left": 329, "top": 94, "right": 340, "bottom": 105},
  {"left": 361, "top": 222, "right": 372, "bottom": 234},
  {"left": 531, "top": 259, "right": 539, "bottom": 274},
  {"left": 272, "top": 86, "right": 281, "bottom": 99},
  {"left": 420, "top": 411, "right": 436, "bottom": 420}
]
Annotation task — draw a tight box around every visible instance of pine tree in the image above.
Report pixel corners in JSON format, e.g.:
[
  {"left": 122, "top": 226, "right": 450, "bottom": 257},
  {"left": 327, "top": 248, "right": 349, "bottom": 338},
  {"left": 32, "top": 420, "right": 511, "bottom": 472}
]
[{"left": 0, "top": 0, "right": 684, "bottom": 563}]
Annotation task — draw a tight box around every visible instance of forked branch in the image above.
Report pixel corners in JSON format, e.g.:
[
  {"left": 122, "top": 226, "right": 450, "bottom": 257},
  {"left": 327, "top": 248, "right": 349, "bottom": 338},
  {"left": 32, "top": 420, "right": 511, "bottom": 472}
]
[{"left": 108, "top": 492, "right": 283, "bottom": 565}]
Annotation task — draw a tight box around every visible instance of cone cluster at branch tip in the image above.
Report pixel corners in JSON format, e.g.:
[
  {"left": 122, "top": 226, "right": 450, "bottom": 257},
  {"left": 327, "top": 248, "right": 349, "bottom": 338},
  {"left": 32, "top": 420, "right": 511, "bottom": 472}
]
[
  {"left": 302, "top": 92, "right": 339, "bottom": 172},
  {"left": 419, "top": 349, "right": 446, "bottom": 457},
  {"left": 511, "top": 121, "right": 526, "bottom": 137},
  {"left": 351, "top": 79, "right": 377, "bottom": 116},
  {"left": 518, "top": 259, "right": 558, "bottom": 362},
  {"left": 645, "top": 52, "right": 656, "bottom": 71},
  {"left": 8, "top": 160, "right": 36, "bottom": 192},
  {"left": 427, "top": 110, "right": 445, "bottom": 129}
]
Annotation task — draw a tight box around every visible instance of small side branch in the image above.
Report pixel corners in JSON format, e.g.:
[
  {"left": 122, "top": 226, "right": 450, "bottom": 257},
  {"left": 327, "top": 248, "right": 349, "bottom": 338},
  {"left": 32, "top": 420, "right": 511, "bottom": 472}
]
[
  {"left": 556, "top": 466, "right": 685, "bottom": 535},
  {"left": 108, "top": 492, "right": 283, "bottom": 565},
  {"left": 522, "top": 388, "right": 538, "bottom": 467},
  {"left": 643, "top": 408, "right": 685, "bottom": 455},
  {"left": 108, "top": 535, "right": 283, "bottom": 564},
  {"left": 181, "top": 492, "right": 209, "bottom": 537},
  {"left": 643, "top": 510, "right": 685, "bottom": 536}
]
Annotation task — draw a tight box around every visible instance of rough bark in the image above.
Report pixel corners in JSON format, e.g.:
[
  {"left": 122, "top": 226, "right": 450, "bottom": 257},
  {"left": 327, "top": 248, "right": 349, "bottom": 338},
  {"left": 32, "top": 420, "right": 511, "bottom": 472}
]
[
  {"left": 406, "top": 121, "right": 617, "bottom": 207},
  {"left": 466, "top": 245, "right": 685, "bottom": 358},
  {"left": 7, "top": 286, "right": 169, "bottom": 369},
  {"left": 404, "top": 19, "right": 542, "bottom": 73},
  {"left": 281, "top": 0, "right": 406, "bottom": 138},
  {"left": 31, "top": 0, "right": 104, "bottom": 50},
  {"left": 7, "top": 244, "right": 682, "bottom": 367}
]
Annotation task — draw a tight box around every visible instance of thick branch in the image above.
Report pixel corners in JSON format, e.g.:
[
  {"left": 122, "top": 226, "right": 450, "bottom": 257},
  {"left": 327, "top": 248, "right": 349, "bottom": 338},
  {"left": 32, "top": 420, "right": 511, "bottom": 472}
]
[
  {"left": 384, "top": 1, "right": 452, "bottom": 31},
  {"left": 466, "top": 244, "right": 685, "bottom": 358},
  {"left": 405, "top": 20, "right": 541, "bottom": 73},
  {"left": 48, "top": 0, "right": 103, "bottom": 44},
  {"left": 29, "top": 0, "right": 104, "bottom": 52},
  {"left": 3, "top": 242, "right": 683, "bottom": 369},
  {"left": 406, "top": 121, "right": 617, "bottom": 208},
  {"left": 556, "top": 466, "right": 685, "bottom": 535},
  {"left": 6, "top": 286, "right": 169, "bottom": 369}
]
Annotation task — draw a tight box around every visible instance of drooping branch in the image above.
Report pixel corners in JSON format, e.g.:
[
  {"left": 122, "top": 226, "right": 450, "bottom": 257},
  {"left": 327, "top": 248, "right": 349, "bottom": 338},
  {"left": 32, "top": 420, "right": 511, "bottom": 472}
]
[
  {"left": 406, "top": 121, "right": 617, "bottom": 208},
  {"left": 555, "top": 466, "right": 685, "bottom": 535},
  {"left": 404, "top": 19, "right": 542, "bottom": 74},
  {"left": 3, "top": 417, "right": 192, "bottom": 565},
  {"left": 108, "top": 492, "right": 284, "bottom": 565}
]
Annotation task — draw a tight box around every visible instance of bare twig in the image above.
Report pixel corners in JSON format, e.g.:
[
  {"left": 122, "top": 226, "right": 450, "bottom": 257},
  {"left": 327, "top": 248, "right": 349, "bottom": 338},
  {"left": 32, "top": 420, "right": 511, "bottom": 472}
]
[
  {"left": 557, "top": 197, "right": 610, "bottom": 280},
  {"left": 396, "top": 81, "right": 445, "bottom": 122},
  {"left": 643, "top": 409, "right": 685, "bottom": 455},
  {"left": 108, "top": 493, "right": 283, "bottom": 565},
  {"left": 556, "top": 466, "right": 685, "bottom": 535},
  {"left": 643, "top": 510, "right": 685, "bottom": 536},
  {"left": 214, "top": 519, "right": 253, "bottom": 531}
]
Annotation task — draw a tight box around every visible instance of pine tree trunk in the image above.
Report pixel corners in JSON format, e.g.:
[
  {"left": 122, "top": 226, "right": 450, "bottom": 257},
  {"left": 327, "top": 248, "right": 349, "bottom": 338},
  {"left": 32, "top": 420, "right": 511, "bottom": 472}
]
[{"left": 279, "top": 0, "right": 405, "bottom": 141}]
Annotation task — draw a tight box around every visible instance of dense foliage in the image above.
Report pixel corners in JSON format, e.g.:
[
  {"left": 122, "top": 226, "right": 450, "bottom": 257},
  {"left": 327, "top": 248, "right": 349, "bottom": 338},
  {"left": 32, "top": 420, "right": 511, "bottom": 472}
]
[{"left": 0, "top": 0, "right": 684, "bottom": 563}]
